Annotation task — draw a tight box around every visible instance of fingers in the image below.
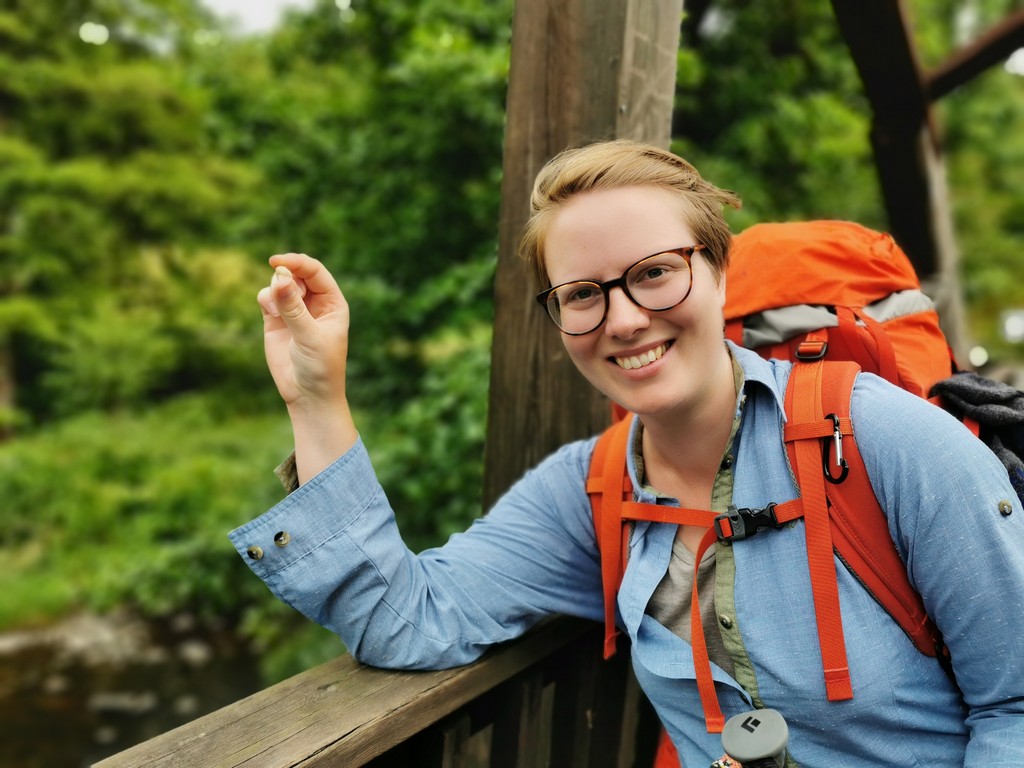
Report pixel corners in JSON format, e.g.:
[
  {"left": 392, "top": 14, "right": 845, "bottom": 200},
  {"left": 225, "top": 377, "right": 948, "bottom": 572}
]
[
  {"left": 269, "top": 265, "right": 315, "bottom": 330},
  {"left": 257, "top": 253, "right": 351, "bottom": 411},
  {"left": 258, "top": 254, "right": 313, "bottom": 319},
  {"left": 257, "top": 252, "right": 348, "bottom": 335},
  {"left": 268, "top": 252, "right": 339, "bottom": 298}
]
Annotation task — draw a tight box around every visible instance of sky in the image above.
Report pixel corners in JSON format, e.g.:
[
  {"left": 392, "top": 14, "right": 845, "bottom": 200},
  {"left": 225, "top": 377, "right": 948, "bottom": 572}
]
[{"left": 200, "top": 0, "right": 316, "bottom": 35}]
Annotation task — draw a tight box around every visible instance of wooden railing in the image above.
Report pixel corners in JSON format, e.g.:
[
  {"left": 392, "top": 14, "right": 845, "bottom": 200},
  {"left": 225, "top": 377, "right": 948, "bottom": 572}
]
[{"left": 94, "top": 617, "right": 661, "bottom": 768}]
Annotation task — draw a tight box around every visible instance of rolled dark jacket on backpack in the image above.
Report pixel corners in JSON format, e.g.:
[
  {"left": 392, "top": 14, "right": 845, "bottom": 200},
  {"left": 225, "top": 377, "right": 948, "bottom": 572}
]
[{"left": 931, "top": 371, "right": 1024, "bottom": 502}]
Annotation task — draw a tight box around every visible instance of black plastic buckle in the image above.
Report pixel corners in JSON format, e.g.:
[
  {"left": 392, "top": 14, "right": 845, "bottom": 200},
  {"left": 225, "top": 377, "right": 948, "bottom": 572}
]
[{"left": 714, "top": 503, "right": 782, "bottom": 542}]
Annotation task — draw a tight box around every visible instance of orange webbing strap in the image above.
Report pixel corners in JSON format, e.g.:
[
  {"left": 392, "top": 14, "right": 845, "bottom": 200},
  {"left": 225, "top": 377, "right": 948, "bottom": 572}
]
[
  {"left": 788, "top": 362, "right": 943, "bottom": 664},
  {"left": 621, "top": 503, "right": 718, "bottom": 526},
  {"left": 784, "top": 359, "right": 855, "bottom": 702},
  {"left": 626, "top": 495, "right": 805, "bottom": 735},
  {"left": 724, "top": 318, "right": 745, "bottom": 347},
  {"left": 621, "top": 497, "right": 724, "bottom": 732},
  {"left": 588, "top": 411, "right": 819, "bottom": 734},
  {"left": 829, "top": 386, "right": 942, "bottom": 660},
  {"left": 587, "top": 417, "right": 635, "bottom": 659},
  {"left": 692, "top": 525, "right": 726, "bottom": 732},
  {"left": 688, "top": 495, "right": 801, "bottom": 734},
  {"left": 834, "top": 306, "right": 899, "bottom": 386},
  {"left": 623, "top": 502, "right": 724, "bottom": 732}
]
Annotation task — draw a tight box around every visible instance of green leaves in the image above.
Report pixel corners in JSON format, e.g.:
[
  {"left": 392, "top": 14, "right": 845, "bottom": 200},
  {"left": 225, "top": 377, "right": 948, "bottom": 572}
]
[{"left": 0, "top": 396, "right": 292, "bottom": 627}]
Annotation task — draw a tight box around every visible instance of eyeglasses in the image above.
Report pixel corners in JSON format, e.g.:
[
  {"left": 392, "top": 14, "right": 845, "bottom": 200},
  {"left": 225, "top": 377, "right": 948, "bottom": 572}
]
[{"left": 536, "top": 245, "right": 705, "bottom": 335}]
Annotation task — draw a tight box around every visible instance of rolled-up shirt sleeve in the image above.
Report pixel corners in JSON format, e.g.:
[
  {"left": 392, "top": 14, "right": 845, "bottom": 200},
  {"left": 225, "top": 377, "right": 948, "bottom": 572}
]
[{"left": 229, "top": 435, "right": 605, "bottom": 669}]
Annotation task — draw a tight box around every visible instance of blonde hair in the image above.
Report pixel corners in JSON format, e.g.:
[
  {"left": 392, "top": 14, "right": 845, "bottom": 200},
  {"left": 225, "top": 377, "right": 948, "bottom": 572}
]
[{"left": 520, "top": 140, "right": 741, "bottom": 289}]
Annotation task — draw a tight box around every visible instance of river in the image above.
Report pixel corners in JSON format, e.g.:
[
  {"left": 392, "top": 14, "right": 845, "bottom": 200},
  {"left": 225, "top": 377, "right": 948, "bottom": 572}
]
[{"left": 0, "top": 611, "right": 261, "bottom": 768}]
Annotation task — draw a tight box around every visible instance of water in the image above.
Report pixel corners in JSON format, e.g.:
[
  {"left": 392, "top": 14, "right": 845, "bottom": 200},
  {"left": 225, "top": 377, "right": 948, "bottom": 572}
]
[{"left": 0, "top": 612, "right": 261, "bottom": 768}]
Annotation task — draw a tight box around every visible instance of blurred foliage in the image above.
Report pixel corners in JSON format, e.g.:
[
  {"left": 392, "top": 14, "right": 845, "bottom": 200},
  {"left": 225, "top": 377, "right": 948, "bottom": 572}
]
[
  {"left": 672, "top": 0, "right": 882, "bottom": 232},
  {"left": 0, "top": 396, "right": 292, "bottom": 627},
  {"left": 0, "top": 0, "right": 1020, "bottom": 690}
]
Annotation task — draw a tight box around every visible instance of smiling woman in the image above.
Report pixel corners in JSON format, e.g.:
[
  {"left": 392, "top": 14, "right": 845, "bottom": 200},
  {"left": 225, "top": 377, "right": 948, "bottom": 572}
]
[{"left": 230, "top": 138, "right": 1024, "bottom": 767}]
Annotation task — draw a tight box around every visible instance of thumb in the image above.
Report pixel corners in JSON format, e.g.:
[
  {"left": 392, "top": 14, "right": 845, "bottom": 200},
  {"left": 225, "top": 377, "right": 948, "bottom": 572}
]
[{"left": 272, "top": 266, "right": 314, "bottom": 330}]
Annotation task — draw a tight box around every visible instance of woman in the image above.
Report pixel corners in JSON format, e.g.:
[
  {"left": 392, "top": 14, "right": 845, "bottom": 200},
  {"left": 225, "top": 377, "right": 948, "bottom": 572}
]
[{"left": 232, "top": 140, "right": 1024, "bottom": 766}]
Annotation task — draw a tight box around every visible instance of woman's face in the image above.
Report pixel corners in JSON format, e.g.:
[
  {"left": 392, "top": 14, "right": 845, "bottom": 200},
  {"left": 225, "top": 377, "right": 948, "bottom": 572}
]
[{"left": 542, "top": 185, "right": 727, "bottom": 419}]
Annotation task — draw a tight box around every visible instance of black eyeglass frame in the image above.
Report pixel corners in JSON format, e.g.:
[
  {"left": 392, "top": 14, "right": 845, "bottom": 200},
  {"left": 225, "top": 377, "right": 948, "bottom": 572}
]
[{"left": 535, "top": 244, "right": 707, "bottom": 336}]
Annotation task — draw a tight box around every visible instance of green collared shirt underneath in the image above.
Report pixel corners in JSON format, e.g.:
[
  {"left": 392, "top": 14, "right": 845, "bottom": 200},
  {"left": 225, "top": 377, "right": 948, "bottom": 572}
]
[{"left": 640, "top": 353, "right": 764, "bottom": 706}]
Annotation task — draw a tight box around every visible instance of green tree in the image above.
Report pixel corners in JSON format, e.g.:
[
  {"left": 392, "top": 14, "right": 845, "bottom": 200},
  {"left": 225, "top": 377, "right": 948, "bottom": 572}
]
[
  {"left": 911, "top": 0, "right": 1024, "bottom": 362},
  {"left": 194, "top": 0, "right": 512, "bottom": 560},
  {"left": 2, "top": 0, "right": 1019, "bottom": 687},
  {"left": 672, "top": 0, "right": 1023, "bottom": 364},
  {"left": 672, "top": 0, "right": 881, "bottom": 232},
  {"left": 0, "top": 0, "right": 263, "bottom": 427},
  {"left": 0, "top": 0, "right": 278, "bottom": 635}
]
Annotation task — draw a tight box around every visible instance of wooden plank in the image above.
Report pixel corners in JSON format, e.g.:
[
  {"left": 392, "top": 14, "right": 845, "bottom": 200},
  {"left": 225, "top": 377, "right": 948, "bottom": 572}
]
[
  {"left": 490, "top": 670, "right": 548, "bottom": 768},
  {"left": 440, "top": 713, "right": 473, "bottom": 768},
  {"left": 94, "top": 618, "right": 598, "bottom": 768},
  {"left": 483, "top": 0, "right": 684, "bottom": 508},
  {"left": 586, "top": 650, "right": 630, "bottom": 768},
  {"left": 548, "top": 637, "right": 603, "bottom": 766},
  {"left": 617, "top": 668, "right": 661, "bottom": 768},
  {"left": 927, "top": 10, "right": 1024, "bottom": 101}
]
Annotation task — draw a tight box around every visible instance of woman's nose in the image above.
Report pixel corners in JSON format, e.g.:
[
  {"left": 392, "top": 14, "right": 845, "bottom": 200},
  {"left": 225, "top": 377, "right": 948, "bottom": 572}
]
[{"left": 603, "top": 287, "right": 650, "bottom": 338}]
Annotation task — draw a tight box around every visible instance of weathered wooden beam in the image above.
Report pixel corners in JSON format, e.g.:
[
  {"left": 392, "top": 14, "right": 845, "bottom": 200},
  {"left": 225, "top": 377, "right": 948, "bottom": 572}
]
[
  {"left": 483, "top": 0, "right": 685, "bottom": 507},
  {"left": 927, "top": 9, "right": 1024, "bottom": 101},
  {"left": 830, "top": 0, "right": 936, "bottom": 275},
  {"left": 830, "top": 0, "right": 969, "bottom": 358},
  {"left": 93, "top": 618, "right": 597, "bottom": 768}
]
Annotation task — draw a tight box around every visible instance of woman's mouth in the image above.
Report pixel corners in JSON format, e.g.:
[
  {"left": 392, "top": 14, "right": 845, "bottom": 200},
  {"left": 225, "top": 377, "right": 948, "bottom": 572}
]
[{"left": 613, "top": 342, "right": 669, "bottom": 370}]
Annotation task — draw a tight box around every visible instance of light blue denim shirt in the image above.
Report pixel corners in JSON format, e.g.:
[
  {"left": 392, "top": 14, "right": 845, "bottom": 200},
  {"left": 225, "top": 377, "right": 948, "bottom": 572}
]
[{"left": 230, "top": 344, "right": 1024, "bottom": 766}]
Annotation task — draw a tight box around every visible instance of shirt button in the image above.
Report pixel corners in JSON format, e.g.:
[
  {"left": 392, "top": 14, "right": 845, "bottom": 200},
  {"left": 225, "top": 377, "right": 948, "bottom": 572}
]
[
  {"left": 998, "top": 499, "right": 1013, "bottom": 517},
  {"left": 274, "top": 531, "right": 291, "bottom": 547},
  {"left": 719, "top": 615, "right": 733, "bottom": 630},
  {"left": 720, "top": 454, "right": 733, "bottom": 469},
  {"left": 246, "top": 546, "right": 264, "bottom": 561}
]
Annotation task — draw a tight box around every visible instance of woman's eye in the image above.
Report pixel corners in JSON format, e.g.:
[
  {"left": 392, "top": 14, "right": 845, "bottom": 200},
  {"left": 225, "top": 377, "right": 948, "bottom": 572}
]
[
  {"left": 635, "top": 265, "right": 671, "bottom": 283},
  {"left": 566, "top": 286, "right": 597, "bottom": 303}
]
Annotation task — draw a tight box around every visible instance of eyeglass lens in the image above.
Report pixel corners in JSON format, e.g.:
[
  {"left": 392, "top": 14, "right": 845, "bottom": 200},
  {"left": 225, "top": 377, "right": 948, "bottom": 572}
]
[{"left": 544, "top": 250, "right": 693, "bottom": 335}]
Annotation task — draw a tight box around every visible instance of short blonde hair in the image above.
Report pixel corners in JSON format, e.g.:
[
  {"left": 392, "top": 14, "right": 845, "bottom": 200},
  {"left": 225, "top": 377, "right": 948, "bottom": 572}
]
[{"left": 520, "top": 140, "right": 741, "bottom": 289}]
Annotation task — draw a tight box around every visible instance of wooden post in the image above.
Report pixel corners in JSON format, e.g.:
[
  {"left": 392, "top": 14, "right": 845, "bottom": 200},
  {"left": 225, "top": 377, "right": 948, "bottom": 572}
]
[
  {"left": 830, "top": 0, "right": 970, "bottom": 360},
  {"left": 483, "top": 0, "right": 685, "bottom": 507}
]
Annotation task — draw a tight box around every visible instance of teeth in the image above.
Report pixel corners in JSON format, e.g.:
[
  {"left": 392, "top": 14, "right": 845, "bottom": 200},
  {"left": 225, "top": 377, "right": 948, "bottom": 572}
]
[{"left": 615, "top": 344, "right": 666, "bottom": 370}]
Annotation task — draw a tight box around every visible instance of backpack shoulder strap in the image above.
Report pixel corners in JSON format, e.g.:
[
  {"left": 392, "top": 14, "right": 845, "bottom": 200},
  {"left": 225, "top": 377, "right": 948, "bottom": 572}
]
[
  {"left": 587, "top": 415, "right": 724, "bottom": 660},
  {"left": 784, "top": 360, "right": 945, "bottom": 687},
  {"left": 587, "top": 417, "right": 633, "bottom": 659},
  {"left": 783, "top": 358, "right": 856, "bottom": 700}
]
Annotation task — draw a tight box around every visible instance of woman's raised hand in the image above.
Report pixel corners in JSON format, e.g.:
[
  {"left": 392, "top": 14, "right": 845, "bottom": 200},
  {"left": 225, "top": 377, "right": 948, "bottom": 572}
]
[{"left": 257, "top": 253, "right": 358, "bottom": 482}]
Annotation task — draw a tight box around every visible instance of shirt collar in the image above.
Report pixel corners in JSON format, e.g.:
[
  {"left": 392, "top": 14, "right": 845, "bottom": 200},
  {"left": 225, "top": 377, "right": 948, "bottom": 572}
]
[{"left": 725, "top": 340, "right": 788, "bottom": 418}]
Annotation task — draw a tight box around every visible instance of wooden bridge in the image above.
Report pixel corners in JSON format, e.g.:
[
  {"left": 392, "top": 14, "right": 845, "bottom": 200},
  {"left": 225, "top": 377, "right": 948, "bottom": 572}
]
[
  {"left": 96, "top": 2, "right": 1022, "bottom": 766},
  {"left": 95, "top": 618, "right": 660, "bottom": 767}
]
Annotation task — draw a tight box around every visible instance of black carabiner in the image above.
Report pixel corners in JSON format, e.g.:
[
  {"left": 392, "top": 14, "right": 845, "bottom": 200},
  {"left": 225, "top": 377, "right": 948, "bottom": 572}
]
[{"left": 822, "top": 413, "right": 849, "bottom": 484}]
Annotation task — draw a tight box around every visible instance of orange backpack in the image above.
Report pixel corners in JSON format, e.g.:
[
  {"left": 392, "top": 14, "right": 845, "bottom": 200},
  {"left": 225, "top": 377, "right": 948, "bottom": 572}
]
[
  {"left": 587, "top": 221, "right": 958, "bottom": 754},
  {"left": 724, "top": 220, "right": 955, "bottom": 397}
]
